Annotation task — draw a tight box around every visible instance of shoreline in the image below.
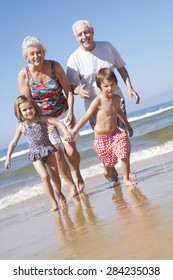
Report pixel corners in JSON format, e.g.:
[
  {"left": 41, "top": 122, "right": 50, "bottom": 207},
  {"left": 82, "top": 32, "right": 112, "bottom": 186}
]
[{"left": 1, "top": 151, "right": 173, "bottom": 260}]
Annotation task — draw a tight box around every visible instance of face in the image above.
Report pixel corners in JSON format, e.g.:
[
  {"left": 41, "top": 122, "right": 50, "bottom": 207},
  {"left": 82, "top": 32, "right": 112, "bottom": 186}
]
[
  {"left": 74, "top": 23, "right": 95, "bottom": 51},
  {"left": 100, "top": 79, "right": 116, "bottom": 97},
  {"left": 19, "top": 101, "right": 36, "bottom": 121},
  {"left": 26, "top": 45, "right": 44, "bottom": 65}
]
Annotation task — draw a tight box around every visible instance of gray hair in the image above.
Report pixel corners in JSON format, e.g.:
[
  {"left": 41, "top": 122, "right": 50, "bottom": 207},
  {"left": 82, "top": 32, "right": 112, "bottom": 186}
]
[
  {"left": 22, "top": 36, "right": 46, "bottom": 59},
  {"left": 72, "top": 20, "right": 92, "bottom": 36}
]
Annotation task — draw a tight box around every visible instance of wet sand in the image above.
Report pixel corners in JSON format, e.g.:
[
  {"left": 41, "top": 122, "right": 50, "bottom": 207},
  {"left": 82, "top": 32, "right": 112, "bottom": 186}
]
[{"left": 1, "top": 152, "right": 173, "bottom": 260}]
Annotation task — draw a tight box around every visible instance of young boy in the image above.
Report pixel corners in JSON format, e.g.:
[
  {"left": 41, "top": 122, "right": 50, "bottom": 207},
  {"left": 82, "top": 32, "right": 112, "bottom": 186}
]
[{"left": 72, "top": 68, "right": 137, "bottom": 187}]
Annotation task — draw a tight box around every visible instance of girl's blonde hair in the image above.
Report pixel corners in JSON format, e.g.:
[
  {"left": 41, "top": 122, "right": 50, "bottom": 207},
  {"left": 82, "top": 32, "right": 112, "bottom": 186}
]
[{"left": 14, "top": 95, "right": 42, "bottom": 122}]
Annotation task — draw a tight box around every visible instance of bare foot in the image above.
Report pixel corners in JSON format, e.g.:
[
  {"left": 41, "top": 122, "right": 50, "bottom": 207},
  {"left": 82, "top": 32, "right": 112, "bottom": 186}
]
[
  {"left": 74, "top": 172, "right": 85, "bottom": 193},
  {"left": 129, "top": 173, "right": 137, "bottom": 180},
  {"left": 79, "top": 191, "right": 88, "bottom": 201},
  {"left": 68, "top": 188, "right": 78, "bottom": 200},
  {"left": 50, "top": 204, "right": 59, "bottom": 212},
  {"left": 104, "top": 166, "right": 118, "bottom": 182},
  {"left": 58, "top": 193, "right": 67, "bottom": 208},
  {"left": 124, "top": 179, "right": 137, "bottom": 187}
]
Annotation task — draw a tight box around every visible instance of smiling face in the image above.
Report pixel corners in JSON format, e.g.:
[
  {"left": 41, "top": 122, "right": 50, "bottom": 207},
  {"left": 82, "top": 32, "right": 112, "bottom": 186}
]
[
  {"left": 74, "top": 23, "right": 95, "bottom": 51},
  {"left": 26, "top": 45, "right": 45, "bottom": 66},
  {"left": 19, "top": 101, "right": 36, "bottom": 122}
]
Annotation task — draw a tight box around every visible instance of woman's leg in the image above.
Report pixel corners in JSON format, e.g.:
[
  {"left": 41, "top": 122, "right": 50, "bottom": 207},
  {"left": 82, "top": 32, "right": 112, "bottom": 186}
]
[
  {"left": 54, "top": 144, "right": 78, "bottom": 197},
  {"left": 45, "top": 154, "right": 67, "bottom": 207},
  {"left": 63, "top": 141, "right": 85, "bottom": 193},
  {"left": 32, "top": 160, "right": 58, "bottom": 212}
]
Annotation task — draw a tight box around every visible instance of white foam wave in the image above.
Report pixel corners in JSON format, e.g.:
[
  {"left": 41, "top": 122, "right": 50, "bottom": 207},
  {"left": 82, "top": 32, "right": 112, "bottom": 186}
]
[
  {"left": 0, "top": 105, "right": 172, "bottom": 162},
  {"left": 0, "top": 184, "right": 44, "bottom": 210},
  {"left": 128, "top": 106, "right": 173, "bottom": 123},
  {"left": 0, "top": 141, "right": 173, "bottom": 210},
  {"left": 0, "top": 149, "right": 29, "bottom": 162},
  {"left": 79, "top": 128, "right": 93, "bottom": 136},
  {"left": 130, "top": 141, "right": 173, "bottom": 163}
]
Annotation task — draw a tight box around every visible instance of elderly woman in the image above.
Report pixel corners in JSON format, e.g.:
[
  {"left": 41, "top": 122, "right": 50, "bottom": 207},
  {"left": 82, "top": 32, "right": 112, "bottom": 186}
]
[{"left": 18, "top": 36, "right": 84, "bottom": 194}]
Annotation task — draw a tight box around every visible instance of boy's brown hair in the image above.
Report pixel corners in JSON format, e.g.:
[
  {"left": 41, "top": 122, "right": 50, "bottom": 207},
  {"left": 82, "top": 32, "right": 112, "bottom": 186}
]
[{"left": 96, "top": 68, "right": 118, "bottom": 89}]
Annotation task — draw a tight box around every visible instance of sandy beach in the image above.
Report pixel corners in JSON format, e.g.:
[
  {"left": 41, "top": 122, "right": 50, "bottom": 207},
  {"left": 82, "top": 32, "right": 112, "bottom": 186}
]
[{"left": 1, "top": 151, "right": 173, "bottom": 260}]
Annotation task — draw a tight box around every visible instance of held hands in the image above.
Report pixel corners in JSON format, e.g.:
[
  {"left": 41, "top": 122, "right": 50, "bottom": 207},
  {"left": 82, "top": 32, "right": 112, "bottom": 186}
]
[{"left": 64, "top": 131, "right": 74, "bottom": 142}]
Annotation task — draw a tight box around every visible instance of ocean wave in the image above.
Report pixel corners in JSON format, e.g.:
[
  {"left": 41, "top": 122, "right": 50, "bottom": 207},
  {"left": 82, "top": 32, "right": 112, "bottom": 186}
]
[
  {"left": 0, "top": 149, "right": 29, "bottom": 162},
  {"left": 0, "top": 184, "right": 44, "bottom": 210},
  {"left": 0, "top": 103, "right": 172, "bottom": 162},
  {"left": 128, "top": 106, "right": 173, "bottom": 123},
  {"left": 79, "top": 128, "right": 93, "bottom": 136},
  {"left": 0, "top": 140, "right": 173, "bottom": 210},
  {"left": 130, "top": 140, "right": 173, "bottom": 163}
]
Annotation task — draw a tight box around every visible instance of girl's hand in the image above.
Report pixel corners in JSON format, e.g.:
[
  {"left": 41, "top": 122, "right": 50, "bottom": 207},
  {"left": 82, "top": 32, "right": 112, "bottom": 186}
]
[
  {"left": 64, "top": 132, "right": 74, "bottom": 142},
  {"left": 4, "top": 159, "right": 11, "bottom": 169}
]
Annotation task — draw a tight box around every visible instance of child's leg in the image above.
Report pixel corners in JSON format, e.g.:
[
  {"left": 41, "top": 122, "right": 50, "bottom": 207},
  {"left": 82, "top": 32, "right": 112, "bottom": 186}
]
[
  {"left": 121, "top": 158, "right": 137, "bottom": 187},
  {"left": 32, "top": 160, "right": 58, "bottom": 212},
  {"left": 46, "top": 154, "right": 67, "bottom": 207},
  {"left": 104, "top": 166, "right": 118, "bottom": 182}
]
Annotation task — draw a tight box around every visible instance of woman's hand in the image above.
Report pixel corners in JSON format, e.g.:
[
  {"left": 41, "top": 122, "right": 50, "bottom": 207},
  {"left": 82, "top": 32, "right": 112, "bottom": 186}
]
[{"left": 66, "top": 111, "right": 75, "bottom": 128}]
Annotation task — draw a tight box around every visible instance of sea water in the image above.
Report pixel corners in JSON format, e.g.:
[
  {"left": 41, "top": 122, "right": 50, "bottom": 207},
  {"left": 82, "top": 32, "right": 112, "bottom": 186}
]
[{"left": 0, "top": 100, "right": 173, "bottom": 210}]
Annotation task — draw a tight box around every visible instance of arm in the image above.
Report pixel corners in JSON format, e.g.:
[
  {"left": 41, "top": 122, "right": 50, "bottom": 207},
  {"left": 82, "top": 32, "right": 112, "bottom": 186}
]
[
  {"left": 18, "top": 69, "right": 31, "bottom": 96},
  {"left": 67, "top": 57, "right": 89, "bottom": 99},
  {"left": 117, "top": 107, "right": 133, "bottom": 137},
  {"left": 72, "top": 98, "right": 99, "bottom": 135},
  {"left": 72, "top": 84, "right": 89, "bottom": 99},
  {"left": 42, "top": 116, "right": 74, "bottom": 142},
  {"left": 4, "top": 125, "right": 23, "bottom": 169},
  {"left": 55, "top": 62, "right": 75, "bottom": 127},
  {"left": 117, "top": 66, "right": 140, "bottom": 104}
]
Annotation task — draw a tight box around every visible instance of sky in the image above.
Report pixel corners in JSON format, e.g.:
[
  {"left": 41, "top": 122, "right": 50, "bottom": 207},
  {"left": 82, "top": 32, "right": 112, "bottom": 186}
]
[{"left": 0, "top": 0, "right": 173, "bottom": 149}]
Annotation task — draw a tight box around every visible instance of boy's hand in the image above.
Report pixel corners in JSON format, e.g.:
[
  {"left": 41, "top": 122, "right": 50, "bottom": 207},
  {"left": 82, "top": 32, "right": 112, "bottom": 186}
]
[{"left": 128, "top": 125, "right": 133, "bottom": 137}]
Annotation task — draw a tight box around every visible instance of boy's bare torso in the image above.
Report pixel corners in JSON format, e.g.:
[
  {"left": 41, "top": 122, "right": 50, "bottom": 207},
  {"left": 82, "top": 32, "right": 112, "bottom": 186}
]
[{"left": 94, "top": 94, "right": 120, "bottom": 136}]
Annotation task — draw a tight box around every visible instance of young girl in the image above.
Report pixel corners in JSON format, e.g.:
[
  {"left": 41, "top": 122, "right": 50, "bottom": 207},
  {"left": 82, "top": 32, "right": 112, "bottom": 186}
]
[{"left": 4, "top": 95, "right": 77, "bottom": 212}]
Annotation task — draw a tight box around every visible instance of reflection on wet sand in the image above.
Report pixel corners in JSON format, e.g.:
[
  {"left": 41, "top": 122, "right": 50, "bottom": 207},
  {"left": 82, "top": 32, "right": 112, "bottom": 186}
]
[
  {"left": 112, "top": 184, "right": 131, "bottom": 215},
  {"left": 50, "top": 181, "right": 172, "bottom": 260},
  {"left": 126, "top": 185, "right": 149, "bottom": 211},
  {"left": 53, "top": 192, "right": 101, "bottom": 258},
  {"left": 111, "top": 183, "right": 151, "bottom": 233}
]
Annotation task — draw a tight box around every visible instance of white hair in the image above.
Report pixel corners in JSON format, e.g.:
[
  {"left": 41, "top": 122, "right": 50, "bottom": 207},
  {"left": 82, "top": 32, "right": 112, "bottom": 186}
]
[
  {"left": 72, "top": 20, "right": 92, "bottom": 36},
  {"left": 22, "top": 36, "right": 46, "bottom": 59}
]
